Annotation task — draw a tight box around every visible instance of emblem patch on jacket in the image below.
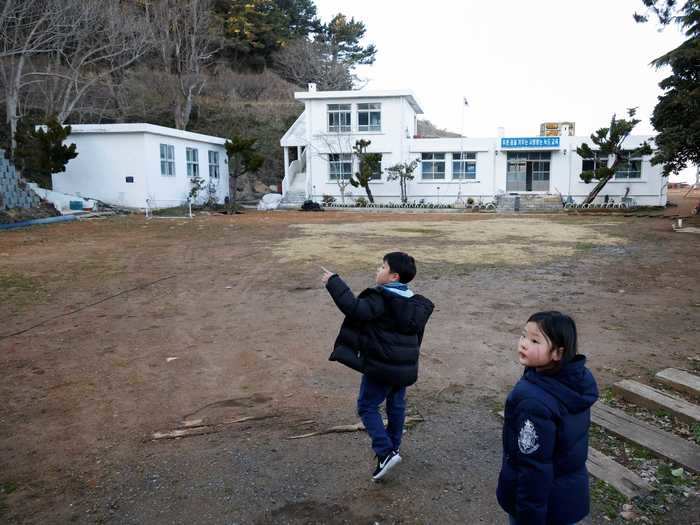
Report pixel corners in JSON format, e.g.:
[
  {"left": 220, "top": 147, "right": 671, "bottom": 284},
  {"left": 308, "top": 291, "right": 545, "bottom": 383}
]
[{"left": 517, "top": 419, "right": 540, "bottom": 454}]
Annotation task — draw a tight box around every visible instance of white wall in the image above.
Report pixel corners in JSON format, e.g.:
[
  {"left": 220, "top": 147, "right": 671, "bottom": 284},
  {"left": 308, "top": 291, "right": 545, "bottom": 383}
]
[
  {"left": 287, "top": 95, "right": 667, "bottom": 206},
  {"left": 55, "top": 132, "right": 228, "bottom": 208},
  {"left": 54, "top": 133, "right": 148, "bottom": 207},
  {"left": 304, "top": 96, "right": 415, "bottom": 201},
  {"left": 142, "top": 134, "right": 228, "bottom": 207}
]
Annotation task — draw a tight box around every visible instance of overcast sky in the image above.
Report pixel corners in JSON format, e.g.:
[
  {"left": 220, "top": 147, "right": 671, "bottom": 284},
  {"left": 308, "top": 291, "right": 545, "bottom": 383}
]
[{"left": 315, "top": 0, "right": 695, "bottom": 182}]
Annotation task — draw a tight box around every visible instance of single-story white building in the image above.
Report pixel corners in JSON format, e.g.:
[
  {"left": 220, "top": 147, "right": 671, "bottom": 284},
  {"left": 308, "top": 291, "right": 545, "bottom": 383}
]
[
  {"left": 280, "top": 87, "right": 667, "bottom": 208},
  {"left": 54, "top": 123, "right": 229, "bottom": 209}
]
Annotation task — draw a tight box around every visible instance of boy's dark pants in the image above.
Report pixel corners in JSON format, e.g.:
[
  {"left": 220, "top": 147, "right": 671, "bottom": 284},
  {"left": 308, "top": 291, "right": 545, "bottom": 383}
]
[{"left": 357, "top": 375, "right": 407, "bottom": 457}]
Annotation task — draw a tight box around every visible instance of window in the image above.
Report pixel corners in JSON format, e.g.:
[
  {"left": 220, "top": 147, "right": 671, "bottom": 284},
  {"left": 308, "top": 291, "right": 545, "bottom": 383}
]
[
  {"left": 186, "top": 147, "right": 199, "bottom": 178},
  {"left": 329, "top": 153, "right": 352, "bottom": 180},
  {"left": 582, "top": 151, "right": 608, "bottom": 173},
  {"left": 421, "top": 153, "right": 446, "bottom": 180},
  {"left": 370, "top": 154, "right": 382, "bottom": 180},
  {"left": 452, "top": 152, "right": 476, "bottom": 179},
  {"left": 208, "top": 150, "right": 220, "bottom": 179},
  {"left": 327, "top": 104, "right": 351, "bottom": 132},
  {"left": 358, "top": 103, "right": 381, "bottom": 132},
  {"left": 160, "top": 144, "right": 175, "bottom": 176},
  {"left": 582, "top": 151, "right": 642, "bottom": 179},
  {"left": 614, "top": 152, "right": 642, "bottom": 179}
]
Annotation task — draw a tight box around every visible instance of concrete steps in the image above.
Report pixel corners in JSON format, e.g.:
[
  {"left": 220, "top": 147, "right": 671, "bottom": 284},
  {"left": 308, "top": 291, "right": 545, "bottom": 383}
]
[{"left": 495, "top": 194, "right": 563, "bottom": 212}]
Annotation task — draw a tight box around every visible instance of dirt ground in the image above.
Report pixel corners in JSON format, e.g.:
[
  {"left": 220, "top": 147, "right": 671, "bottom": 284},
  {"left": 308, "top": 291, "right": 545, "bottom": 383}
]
[{"left": 1, "top": 203, "right": 699, "bottom": 524}]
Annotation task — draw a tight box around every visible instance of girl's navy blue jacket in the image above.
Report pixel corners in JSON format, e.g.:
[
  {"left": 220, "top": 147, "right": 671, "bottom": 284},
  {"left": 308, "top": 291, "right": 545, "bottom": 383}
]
[{"left": 497, "top": 355, "right": 598, "bottom": 525}]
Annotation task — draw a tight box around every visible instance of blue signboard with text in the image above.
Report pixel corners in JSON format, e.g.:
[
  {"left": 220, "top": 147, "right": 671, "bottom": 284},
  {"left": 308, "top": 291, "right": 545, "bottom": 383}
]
[{"left": 500, "top": 137, "right": 560, "bottom": 148}]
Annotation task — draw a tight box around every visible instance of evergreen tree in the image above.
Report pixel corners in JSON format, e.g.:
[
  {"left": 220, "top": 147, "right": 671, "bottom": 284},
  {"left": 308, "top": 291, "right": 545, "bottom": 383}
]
[
  {"left": 350, "top": 139, "right": 380, "bottom": 203},
  {"left": 14, "top": 116, "right": 78, "bottom": 189},
  {"left": 577, "top": 108, "right": 652, "bottom": 204},
  {"left": 215, "top": 0, "right": 321, "bottom": 68},
  {"left": 225, "top": 135, "right": 264, "bottom": 207},
  {"left": 635, "top": 0, "right": 700, "bottom": 175},
  {"left": 386, "top": 159, "right": 419, "bottom": 204},
  {"left": 318, "top": 14, "right": 377, "bottom": 66}
]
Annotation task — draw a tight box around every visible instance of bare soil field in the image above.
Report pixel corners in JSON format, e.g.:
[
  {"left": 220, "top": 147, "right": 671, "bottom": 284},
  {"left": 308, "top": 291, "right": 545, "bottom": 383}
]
[{"left": 1, "top": 210, "right": 698, "bottom": 524}]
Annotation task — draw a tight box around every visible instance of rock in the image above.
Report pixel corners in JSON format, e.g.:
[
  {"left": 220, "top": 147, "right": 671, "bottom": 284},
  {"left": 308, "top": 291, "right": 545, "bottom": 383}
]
[
  {"left": 622, "top": 504, "right": 633, "bottom": 512},
  {"left": 620, "top": 510, "right": 637, "bottom": 520}
]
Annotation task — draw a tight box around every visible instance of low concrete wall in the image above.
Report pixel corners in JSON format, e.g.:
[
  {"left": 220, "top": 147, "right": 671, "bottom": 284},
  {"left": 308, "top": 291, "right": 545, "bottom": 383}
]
[{"left": 0, "top": 151, "right": 41, "bottom": 210}]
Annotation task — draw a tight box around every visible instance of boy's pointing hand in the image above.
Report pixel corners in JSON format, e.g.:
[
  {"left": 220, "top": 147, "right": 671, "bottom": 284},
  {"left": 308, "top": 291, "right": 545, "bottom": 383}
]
[{"left": 321, "top": 266, "right": 335, "bottom": 284}]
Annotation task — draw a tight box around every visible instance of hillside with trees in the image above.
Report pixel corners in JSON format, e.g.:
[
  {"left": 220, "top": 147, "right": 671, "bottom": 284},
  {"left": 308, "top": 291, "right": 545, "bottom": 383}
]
[{"left": 0, "top": 0, "right": 377, "bottom": 197}]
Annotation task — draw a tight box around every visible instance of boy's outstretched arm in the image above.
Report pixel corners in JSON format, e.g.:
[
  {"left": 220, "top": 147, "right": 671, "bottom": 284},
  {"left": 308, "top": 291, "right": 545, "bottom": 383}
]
[{"left": 324, "top": 273, "right": 384, "bottom": 321}]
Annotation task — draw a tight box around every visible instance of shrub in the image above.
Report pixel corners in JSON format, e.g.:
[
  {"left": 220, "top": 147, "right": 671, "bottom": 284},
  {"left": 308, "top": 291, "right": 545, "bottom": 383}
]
[
  {"left": 355, "top": 196, "right": 368, "bottom": 207},
  {"left": 322, "top": 194, "right": 336, "bottom": 205}
]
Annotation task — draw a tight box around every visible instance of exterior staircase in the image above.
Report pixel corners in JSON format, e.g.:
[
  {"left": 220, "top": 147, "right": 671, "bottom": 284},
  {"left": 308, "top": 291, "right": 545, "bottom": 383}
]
[
  {"left": 279, "top": 169, "right": 307, "bottom": 209},
  {"left": 495, "top": 193, "right": 563, "bottom": 213}
]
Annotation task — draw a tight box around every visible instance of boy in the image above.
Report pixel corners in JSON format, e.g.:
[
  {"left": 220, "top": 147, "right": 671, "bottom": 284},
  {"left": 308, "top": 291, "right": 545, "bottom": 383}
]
[{"left": 321, "top": 252, "right": 434, "bottom": 481}]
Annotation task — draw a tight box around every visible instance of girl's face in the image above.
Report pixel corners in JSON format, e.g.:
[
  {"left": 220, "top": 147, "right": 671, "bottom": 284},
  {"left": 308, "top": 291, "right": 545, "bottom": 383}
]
[{"left": 518, "top": 322, "right": 562, "bottom": 370}]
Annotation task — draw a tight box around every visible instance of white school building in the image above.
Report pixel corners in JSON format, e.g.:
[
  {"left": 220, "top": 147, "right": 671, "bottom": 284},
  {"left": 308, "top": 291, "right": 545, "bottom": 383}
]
[
  {"left": 54, "top": 124, "right": 229, "bottom": 209},
  {"left": 280, "top": 87, "right": 667, "bottom": 208}
]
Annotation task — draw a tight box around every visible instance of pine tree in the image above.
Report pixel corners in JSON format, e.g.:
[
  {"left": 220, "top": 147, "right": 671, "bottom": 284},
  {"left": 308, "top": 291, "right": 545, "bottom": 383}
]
[
  {"left": 14, "top": 116, "right": 78, "bottom": 189},
  {"left": 386, "top": 159, "right": 419, "bottom": 204},
  {"left": 350, "top": 139, "right": 380, "bottom": 203},
  {"left": 577, "top": 108, "right": 652, "bottom": 204},
  {"left": 225, "top": 135, "right": 264, "bottom": 207},
  {"left": 635, "top": 1, "right": 700, "bottom": 175}
]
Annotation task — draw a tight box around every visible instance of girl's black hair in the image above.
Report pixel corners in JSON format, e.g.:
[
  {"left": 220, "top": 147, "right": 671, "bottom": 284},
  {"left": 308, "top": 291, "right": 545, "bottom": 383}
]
[{"left": 527, "top": 311, "right": 578, "bottom": 367}]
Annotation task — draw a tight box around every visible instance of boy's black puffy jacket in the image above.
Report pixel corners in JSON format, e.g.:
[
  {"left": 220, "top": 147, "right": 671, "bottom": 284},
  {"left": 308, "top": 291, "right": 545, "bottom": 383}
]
[
  {"left": 325, "top": 274, "right": 434, "bottom": 387},
  {"left": 497, "top": 355, "right": 598, "bottom": 525}
]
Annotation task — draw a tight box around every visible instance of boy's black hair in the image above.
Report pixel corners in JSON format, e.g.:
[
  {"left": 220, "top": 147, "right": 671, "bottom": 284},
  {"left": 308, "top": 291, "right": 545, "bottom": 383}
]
[
  {"left": 528, "top": 311, "right": 578, "bottom": 367},
  {"left": 383, "top": 252, "right": 416, "bottom": 284}
]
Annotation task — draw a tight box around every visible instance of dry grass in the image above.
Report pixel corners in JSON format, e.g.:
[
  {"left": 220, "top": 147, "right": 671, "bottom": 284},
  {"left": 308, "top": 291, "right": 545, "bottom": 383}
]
[{"left": 272, "top": 218, "right": 626, "bottom": 270}]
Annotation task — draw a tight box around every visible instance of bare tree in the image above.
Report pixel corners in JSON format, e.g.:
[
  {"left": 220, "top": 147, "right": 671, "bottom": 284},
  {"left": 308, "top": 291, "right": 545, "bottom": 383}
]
[
  {"left": 273, "top": 38, "right": 352, "bottom": 90},
  {"left": 314, "top": 133, "right": 354, "bottom": 203},
  {"left": 143, "top": 0, "right": 221, "bottom": 130},
  {"left": 0, "top": 0, "right": 67, "bottom": 154},
  {"left": 36, "top": 0, "right": 151, "bottom": 124}
]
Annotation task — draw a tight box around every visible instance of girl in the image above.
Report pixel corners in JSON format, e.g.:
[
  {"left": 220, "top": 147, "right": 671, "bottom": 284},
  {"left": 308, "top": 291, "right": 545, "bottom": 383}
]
[{"left": 497, "top": 311, "right": 598, "bottom": 525}]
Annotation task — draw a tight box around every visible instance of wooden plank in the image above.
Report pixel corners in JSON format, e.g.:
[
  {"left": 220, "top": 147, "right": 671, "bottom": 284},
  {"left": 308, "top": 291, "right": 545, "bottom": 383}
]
[
  {"left": 587, "top": 448, "right": 652, "bottom": 499},
  {"left": 495, "top": 410, "right": 650, "bottom": 498},
  {"left": 655, "top": 368, "right": 700, "bottom": 398},
  {"left": 592, "top": 403, "right": 700, "bottom": 473},
  {"left": 612, "top": 379, "right": 700, "bottom": 425}
]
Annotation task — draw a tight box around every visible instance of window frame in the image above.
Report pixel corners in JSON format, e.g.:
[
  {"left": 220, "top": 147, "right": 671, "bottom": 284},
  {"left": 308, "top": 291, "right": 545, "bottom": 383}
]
[
  {"left": 186, "top": 147, "right": 199, "bottom": 178},
  {"left": 614, "top": 151, "right": 642, "bottom": 179},
  {"left": 208, "top": 150, "right": 220, "bottom": 179},
  {"left": 369, "top": 153, "right": 382, "bottom": 181},
  {"left": 357, "top": 102, "right": 381, "bottom": 132},
  {"left": 581, "top": 151, "right": 609, "bottom": 173},
  {"left": 452, "top": 152, "right": 477, "bottom": 180},
  {"left": 421, "top": 152, "right": 446, "bottom": 180},
  {"left": 160, "top": 143, "right": 175, "bottom": 177},
  {"left": 328, "top": 153, "right": 353, "bottom": 180},
  {"left": 327, "top": 104, "right": 352, "bottom": 133}
]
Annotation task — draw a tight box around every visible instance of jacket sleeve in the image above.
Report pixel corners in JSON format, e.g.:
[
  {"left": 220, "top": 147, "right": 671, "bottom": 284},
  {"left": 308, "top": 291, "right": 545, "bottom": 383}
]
[
  {"left": 325, "top": 274, "right": 384, "bottom": 321},
  {"left": 512, "top": 398, "right": 556, "bottom": 525}
]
